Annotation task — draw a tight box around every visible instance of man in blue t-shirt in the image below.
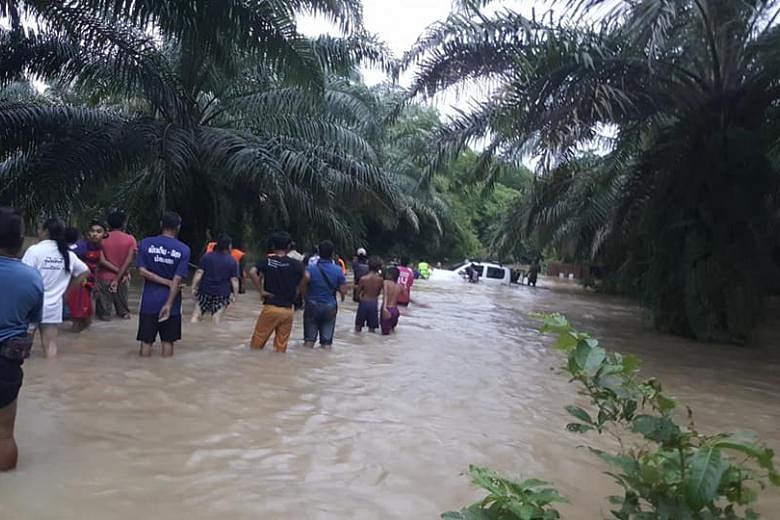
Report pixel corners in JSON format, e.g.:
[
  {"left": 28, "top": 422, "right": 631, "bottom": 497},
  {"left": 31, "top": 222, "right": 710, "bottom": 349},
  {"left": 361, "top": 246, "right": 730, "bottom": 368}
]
[
  {"left": 136, "top": 212, "right": 191, "bottom": 357},
  {"left": 0, "top": 207, "right": 44, "bottom": 471},
  {"left": 302, "top": 240, "right": 348, "bottom": 348}
]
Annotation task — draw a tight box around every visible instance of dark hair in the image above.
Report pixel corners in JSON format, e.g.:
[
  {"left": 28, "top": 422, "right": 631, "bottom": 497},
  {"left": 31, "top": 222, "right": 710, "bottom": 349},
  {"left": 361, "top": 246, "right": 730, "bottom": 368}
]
[
  {"left": 89, "top": 219, "right": 106, "bottom": 231},
  {"left": 215, "top": 233, "right": 231, "bottom": 252},
  {"left": 0, "top": 207, "right": 24, "bottom": 254},
  {"left": 368, "top": 256, "right": 383, "bottom": 272},
  {"left": 107, "top": 210, "right": 126, "bottom": 230},
  {"left": 318, "top": 240, "right": 335, "bottom": 260},
  {"left": 385, "top": 266, "right": 400, "bottom": 282},
  {"left": 64, "top": 226, "right": 80, "bottom": 245},
  {"left": 268, "top": 231, "right": 292, "bottom": 252},
  {"left": 43, "top": 217, "right": 71, "bottom": 272},
  {"left": 400, "top": 256, "right": 410, "bottom": 267},
  {"left": 161, "top": 211, "right": 182, "bottom": 231}
]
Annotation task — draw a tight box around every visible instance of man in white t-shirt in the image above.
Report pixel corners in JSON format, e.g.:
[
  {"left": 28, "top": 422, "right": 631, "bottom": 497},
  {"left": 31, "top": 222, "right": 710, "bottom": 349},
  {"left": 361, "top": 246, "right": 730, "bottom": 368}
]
[{"left": 22, "top": 219, "right": 89, "bottom": 357}]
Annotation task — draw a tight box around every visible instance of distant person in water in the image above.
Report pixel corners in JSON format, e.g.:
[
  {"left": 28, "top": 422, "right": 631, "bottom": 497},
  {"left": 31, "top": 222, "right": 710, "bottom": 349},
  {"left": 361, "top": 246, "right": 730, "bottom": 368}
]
[
  {"left": 381, "top": 266, "right": 402, "bottom": 335},
  {"left": 249, "top": 232, "right": 306, "bottom": 353},
  {"left": 68, "top": 220, "right": 115, "bottom": 332},
  {"left": 191, "top": 233, "right": 240, "bottom": 324},
  {"left": 0, "top": 207, "right": 43, "bottom": 471},
  {"left": 302, "top": 240, "right": 348, "bottom": 348},
  {"left": 527, "top": 259, "right": 540, "bottom": 287},
  {"left": 352, "top": 248, "right": 369, "bottom": 302},
  {"left": 205, "top": 236, "right": 246, "bottom": 293},
  {"left": 355, "top": 256, "right": 383, "bottom": 333},
  {"left": 22, "top": 218, "right": 89, "bottom": 357},
  {"left": 396, "top": 256, "right": 414, "bottom": 307},
  {"left": 136, "top": 212, "right": 191, "bottom": 358},
  {"left": 97, "top": 211, "right": 137, "bottom": 320}
]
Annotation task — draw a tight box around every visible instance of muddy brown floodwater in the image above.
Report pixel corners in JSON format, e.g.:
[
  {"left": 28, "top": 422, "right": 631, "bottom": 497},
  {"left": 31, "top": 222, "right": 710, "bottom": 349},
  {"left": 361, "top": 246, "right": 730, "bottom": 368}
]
[{"left": 1, "top": 278, "right": 778, "bottom": 519}]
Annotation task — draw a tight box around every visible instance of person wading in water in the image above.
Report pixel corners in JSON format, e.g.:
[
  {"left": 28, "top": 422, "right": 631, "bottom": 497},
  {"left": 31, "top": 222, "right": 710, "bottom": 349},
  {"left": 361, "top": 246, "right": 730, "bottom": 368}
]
[
  {"left": 302, "top": 240, "right": 348, "bottom": 349},
  {"left": 136, "top": 212, "right": 191, "bottom": 358},
  {"left": 191, "top": 233, "right": 240, "bottom": 324},
  {"left": 249, "top": 232, "right": 306, "bottom": 353},
  {"left": 22, "top": 218, "right": 89, "bottom": 357}
]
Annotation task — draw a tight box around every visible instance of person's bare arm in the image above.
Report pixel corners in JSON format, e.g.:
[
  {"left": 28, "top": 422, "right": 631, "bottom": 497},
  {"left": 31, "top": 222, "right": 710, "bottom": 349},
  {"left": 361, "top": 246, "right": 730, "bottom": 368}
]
[
  {"left": 138, "top": 266, "right": 173, "bottom": 288},
  {"left": 230, "top": 277, "right": 239, "bottom": 302},
  {"left": 111, "top": 246, "right": 136, "bottom": 290},
  {"left": 99, "top": 251, "right": 120, "bottom": 273},
  {"left": 158, "top": 275, "right": 183, "bottom": 321},
  {"left": 381, "top": 281, "right": 390, "bottom": 319},
  {"left": 191, "top": 268, "right": 204, "bottom": 295},
  {"left": 297, "top": 271, "right": 310, "bottom": 300}
]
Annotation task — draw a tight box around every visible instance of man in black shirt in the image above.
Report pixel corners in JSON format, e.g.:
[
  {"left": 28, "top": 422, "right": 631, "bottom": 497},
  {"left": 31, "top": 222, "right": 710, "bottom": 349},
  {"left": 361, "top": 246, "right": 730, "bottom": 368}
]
[{"left": 249, "top": 232, "right": 306, "bottom": 352}]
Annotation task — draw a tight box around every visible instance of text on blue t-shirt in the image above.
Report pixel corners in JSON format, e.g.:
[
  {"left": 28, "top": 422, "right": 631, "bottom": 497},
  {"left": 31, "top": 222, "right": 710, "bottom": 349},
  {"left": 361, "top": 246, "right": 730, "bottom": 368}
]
[{"left": 137, "top": 235, "right": 191, "bottom": 315}]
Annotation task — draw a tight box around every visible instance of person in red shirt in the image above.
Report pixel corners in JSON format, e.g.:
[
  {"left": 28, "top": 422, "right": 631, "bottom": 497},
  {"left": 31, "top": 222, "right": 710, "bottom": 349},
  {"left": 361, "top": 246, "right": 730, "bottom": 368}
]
[
  {"left": 396, "top": 256, "right": 415, "bottom": 307},
  {"left": 96, "top": 211, "right": 137, "bottom": 320}
]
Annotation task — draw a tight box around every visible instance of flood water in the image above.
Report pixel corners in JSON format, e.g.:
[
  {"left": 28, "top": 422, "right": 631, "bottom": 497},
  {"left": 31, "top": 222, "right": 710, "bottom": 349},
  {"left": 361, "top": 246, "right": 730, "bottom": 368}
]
[{"left": 1, "top": 278, "right": 778, "bottom": 519}]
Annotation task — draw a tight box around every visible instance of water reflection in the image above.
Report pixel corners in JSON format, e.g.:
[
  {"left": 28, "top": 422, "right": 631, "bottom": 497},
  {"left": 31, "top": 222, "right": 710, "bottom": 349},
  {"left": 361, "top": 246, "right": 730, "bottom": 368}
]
[{"left": 1, "top": 278, "right": 778, "bottom": 519}]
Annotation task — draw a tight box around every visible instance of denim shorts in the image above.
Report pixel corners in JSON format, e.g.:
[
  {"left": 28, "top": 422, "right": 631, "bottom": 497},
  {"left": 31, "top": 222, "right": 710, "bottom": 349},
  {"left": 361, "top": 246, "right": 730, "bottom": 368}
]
[{"left": 303, "top": 301, "right": 338, "bottom": 346}]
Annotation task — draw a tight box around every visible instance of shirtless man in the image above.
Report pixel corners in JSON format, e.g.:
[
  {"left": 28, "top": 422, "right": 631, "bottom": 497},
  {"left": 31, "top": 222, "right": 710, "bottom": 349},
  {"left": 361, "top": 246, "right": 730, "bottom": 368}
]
[
  {"left": 381, "top": 266, "right": 402, "bottom": 336},
  {"left": 355, "top": 257, "right": 383, "bottom": 333}
]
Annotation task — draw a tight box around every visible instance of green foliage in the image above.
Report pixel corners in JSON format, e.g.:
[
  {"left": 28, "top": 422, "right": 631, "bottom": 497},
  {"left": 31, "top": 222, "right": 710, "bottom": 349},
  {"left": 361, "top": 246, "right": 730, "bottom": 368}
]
[
  {"left": 442, "top": 466, "right": 564, "bottom": 520},
  {"left": 406, "top": 0, "right": 780, "bottom": 342},
  {"left": 448, "top": 314, "right": 779, "bottom": 519}
]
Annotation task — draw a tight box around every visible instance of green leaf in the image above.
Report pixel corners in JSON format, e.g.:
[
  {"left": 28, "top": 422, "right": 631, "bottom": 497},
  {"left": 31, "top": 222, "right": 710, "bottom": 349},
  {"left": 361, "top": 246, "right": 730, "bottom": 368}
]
[
  {"left": 566, "top": 423, "right": 593, "bottom": 433},
  {"left": 685, "top": 447, "right": 729, "bottom": 509},
  {"left": 631, "top": 415, "right": 681, "bottom": 444},
  {"left": 573, "top": 341, "right": 606, "bottom": 374},
  {"left": 552, "top": 331, "right": 578, "bottom": 352},
  {"left": 565, "top": 405, "right": 593, "bottom": 424}
]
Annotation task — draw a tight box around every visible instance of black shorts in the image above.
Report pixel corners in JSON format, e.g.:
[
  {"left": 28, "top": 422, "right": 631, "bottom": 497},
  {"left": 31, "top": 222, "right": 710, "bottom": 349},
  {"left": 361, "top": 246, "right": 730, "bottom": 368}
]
[
  {"left": 397, "top": 301, "right": 409, "bottom": 307},
  {"left": 0, "top": 357, "right": 23, "bottom": 409},
  {"left": 137, "top": 313, "right": 182, "bottom": 344}
]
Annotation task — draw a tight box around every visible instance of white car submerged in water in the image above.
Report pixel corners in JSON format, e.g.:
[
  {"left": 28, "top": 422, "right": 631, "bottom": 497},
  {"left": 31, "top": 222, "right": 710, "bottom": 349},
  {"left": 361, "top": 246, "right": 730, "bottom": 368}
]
[{"left": 429, "top": 261, "right": 512, "bottom": 285}]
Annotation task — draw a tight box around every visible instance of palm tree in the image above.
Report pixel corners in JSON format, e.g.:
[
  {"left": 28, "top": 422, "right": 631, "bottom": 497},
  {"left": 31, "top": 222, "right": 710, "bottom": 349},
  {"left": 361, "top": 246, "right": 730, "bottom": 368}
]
[
  {"left": 405, "top": 0, "right": 780, "bottom": 343},
  {"left": 0, "top": 0, "right": 419, "bottom": 249}
]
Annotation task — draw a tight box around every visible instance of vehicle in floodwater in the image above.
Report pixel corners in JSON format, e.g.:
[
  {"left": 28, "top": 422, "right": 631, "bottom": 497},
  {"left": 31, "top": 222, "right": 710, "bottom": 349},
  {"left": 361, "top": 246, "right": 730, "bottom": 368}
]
[{"left": 429, "top": 261, "right": 512, "bottom": 285}]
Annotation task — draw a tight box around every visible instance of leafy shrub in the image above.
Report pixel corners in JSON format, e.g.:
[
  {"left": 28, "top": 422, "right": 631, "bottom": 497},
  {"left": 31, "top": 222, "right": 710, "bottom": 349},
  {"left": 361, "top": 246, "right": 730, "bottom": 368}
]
[{"left": 444, "top": 314, "right": 778, "bottom": 519}]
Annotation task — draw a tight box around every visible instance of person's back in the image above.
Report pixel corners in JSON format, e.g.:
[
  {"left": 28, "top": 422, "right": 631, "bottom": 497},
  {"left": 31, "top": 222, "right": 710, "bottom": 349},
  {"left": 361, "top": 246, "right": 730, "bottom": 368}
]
[
  {"left": 396, "top": 257, "right": 415, "bottom": 306},
  {"left": 250, "top": 233, "right": 306, "bottom": 352},
  {"left": 100, "top": 229, "right": 136, "bottom": 281},
  {"left": 0, "top": 206, "right": 44, "bottom": 471},
  {"left": 138, "top": 233, "right": 190, "bottom": 315},
  {"left": 199, "top": 251, "right": 238, "bottom": 296},
  {"left": 303, "top": 240, "right": 348, "bottom": 348},
  {"left": 381, "top": 266, "right": 402, "bottom": 335},
  {"left": 355, "top": 257, "right": 383, "bottom": 333},
  {"left": 97, "top": 211, "right": 137, "bottom": 320}
]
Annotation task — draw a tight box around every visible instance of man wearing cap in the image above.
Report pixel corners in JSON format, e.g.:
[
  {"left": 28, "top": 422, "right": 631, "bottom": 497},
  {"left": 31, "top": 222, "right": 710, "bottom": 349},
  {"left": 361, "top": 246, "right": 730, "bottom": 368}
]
[{"left": 352, "top": 248, "right": 369, "bottom": 303}]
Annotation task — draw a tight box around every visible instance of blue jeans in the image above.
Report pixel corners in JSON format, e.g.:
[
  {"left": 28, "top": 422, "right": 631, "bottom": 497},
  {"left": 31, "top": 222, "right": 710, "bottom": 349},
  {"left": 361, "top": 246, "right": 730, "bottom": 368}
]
[{"left": 303, "top": 300, "right": 338, "bottom": 346}]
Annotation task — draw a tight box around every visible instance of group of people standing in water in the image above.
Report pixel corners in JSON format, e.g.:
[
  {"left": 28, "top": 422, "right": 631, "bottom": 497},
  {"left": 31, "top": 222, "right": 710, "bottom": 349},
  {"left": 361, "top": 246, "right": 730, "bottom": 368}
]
[{"left": 0, "top": 206, "right": 417, "bottom": 471}]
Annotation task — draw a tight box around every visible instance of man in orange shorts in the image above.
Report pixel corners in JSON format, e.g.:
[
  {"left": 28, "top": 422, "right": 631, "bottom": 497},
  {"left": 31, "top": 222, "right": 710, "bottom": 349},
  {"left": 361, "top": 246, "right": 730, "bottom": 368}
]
[{"left": 248, "top": 232, "right": 306, "bottom": 352}]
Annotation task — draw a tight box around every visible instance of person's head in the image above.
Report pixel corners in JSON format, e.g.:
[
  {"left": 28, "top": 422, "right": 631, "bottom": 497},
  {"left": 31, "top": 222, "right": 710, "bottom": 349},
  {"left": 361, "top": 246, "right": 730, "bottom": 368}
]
[
  {"left": 42, "top": 217, "right": 71, "bottom": 271},
  {"left": 160, "top": 211, "right": 182, "bottom": 235},
  {"left": 400, "top": 256, "right": 410, "bottom": 267},
  {"left": 269, "top": 231, "right": 292, "bottom": 253},
  {"left": 107, "top": 210, "right": 127, "bottom": 231},
  {"left": 318, "top": 240, "right": 335, "bottom": 260},
  {"left": 385, "top": 266, "right": 400, "bottom": 282},
  {"left": 357, "top": 247, "right": 367, "bottom": 259},
  {"left": 0, "top": 207, "right": 24, "bottom": 257},
  {"left": 368, "top": 256, "right": 382, "bottom": 272},
  {"left": 64, "top": 226, "right": 80, "bottom": 246},
  {"left": 215, "top": 233, "right": 232, "bottom": 252},
  {"left": 87, "top": 220, "right": 106, "bottom": 244}
]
